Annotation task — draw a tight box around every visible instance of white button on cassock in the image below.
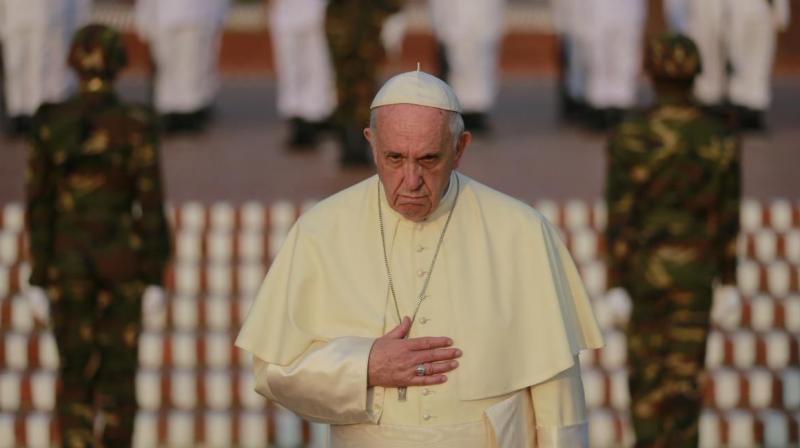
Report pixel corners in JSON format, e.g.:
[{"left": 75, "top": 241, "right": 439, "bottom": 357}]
[
  {"left": 417, "top": 269, "right": 426, "bottom": 278},
  {"left": 422, "top": 413, "right": 432, "bottom": 421}
]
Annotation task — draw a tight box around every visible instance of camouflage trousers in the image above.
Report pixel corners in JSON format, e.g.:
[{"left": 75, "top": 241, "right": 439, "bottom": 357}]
[
  {"left": 47, "top": 276, "right": 144, "bottom": 448},
  {"left": 626, "top": 285, "right": 712, "bottom": 448},
  {"left": 325, "top": 0, "right": 398, "bottom": 130}
]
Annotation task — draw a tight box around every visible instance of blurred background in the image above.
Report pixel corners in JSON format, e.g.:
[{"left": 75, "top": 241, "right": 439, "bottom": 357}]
[{"left": 1, "top": 0, "right": 799, "bottom": 446}]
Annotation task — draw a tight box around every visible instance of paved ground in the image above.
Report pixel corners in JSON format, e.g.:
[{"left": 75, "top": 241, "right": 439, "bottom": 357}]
[{"left": 1, "top": 73, "right": 799, "bottom": 206}]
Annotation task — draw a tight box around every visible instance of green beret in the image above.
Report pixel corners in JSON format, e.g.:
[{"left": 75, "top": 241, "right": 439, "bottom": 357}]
[
  {"left": 645, "top": 33, "right": 702, "bottom": 81},
  {"left": 68, "top": 24, "right": 128, "bottom": 80}
]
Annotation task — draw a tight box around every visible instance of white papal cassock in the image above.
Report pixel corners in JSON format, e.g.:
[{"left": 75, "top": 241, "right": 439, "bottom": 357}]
[{"left": 236, "top": 171, "right": 604, "bottom": 447}]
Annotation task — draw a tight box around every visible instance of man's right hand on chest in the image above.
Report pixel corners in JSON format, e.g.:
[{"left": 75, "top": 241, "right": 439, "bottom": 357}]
[{"left": 367, "top": 316, "right": 462, "bottom": 387}]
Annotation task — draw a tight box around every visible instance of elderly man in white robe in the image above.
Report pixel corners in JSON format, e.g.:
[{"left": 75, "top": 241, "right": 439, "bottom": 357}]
[{"left": 236, "top": 69, "right": 604, "bottom": 447}]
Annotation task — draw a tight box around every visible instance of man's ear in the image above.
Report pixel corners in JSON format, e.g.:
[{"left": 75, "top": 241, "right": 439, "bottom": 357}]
[
  {"left": 453, "top": 131, "right": 471, "bottom": 167},
  {"left": 364, "top": 127, "right": 378, "bottom": 162}
]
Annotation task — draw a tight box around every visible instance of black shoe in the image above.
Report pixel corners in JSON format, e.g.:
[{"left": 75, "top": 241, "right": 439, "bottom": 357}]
[
  {"left": 7, "top": 115, "right": 32, "bottom": 136},
  {"left": 462, "top": 112, "right": 490, "bottom": 134},
  {"left": 339, "top": 126, "right": 372, "bottom": 167},
  {"left": 287, "top": 117, "right": 319, "bottom": 150},
  {"left": 735, "top": 105, "right": 766, "bottom": 132}
]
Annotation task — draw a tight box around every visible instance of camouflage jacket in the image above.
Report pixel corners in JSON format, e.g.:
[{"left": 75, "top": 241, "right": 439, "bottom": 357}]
[
  {"left": 26, "top": 91, "right": 171, "bottom": 287},
  {"left": 605, "top": 100, "right": 740, "bottom": 292}
]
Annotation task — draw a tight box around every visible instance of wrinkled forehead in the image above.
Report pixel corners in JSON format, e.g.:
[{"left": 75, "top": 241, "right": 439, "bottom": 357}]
[{"left": 373, "top": 104, "right": 452, "bottom": 130}]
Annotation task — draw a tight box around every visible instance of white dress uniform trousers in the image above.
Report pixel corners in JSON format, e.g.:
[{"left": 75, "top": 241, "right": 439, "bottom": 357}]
[
  {"left": 268, "top": 0, "right": 336, "bottom": 122},
  {"left": 135, "top": 0, "right": 229, "bottom": 114},
  {"left": 689, "top": 0, "right": 790, "bottom": 109},
  {"left": 0, "top": 0, "right": 91, "bottom": 116},
  {"left": 428, "top": 0, "right": 505, "bottom": 112},
  {"left": 585, "top": 0, "right": 646, "bottom": 109},
  {"left": 550, "top": 0, "right": 590, "bottom": 102}
]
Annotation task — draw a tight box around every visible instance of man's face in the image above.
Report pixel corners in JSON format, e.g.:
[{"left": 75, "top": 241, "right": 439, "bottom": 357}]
[{"left": 365, "top": 104, "right": 470, "bottom": 222}]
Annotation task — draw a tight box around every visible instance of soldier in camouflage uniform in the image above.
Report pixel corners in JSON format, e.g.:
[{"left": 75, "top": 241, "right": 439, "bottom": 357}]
[
  {"left": 325, "top": 0, "right": 402, "bottom": 166},
  {"left": 25, "top": 24, "right": 170, "bottom": 447},
  {"left": 605, "top": 34, "right": 740, "bottom": 447}
]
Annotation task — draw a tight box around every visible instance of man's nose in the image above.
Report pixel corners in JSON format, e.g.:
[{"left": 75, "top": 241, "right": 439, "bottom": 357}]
[{"left": 403, "top": 163, "right": 423, "bottom": 190}]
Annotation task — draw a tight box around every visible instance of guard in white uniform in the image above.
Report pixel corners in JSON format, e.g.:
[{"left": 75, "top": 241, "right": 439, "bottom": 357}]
[
  {"left": 0, "top": 0, "right": 91, "bottom": 134},
  {"left": 687, "top": 0, "right": 791, "bottom": 130},
  {"left": 428, "top": 0, "right": 505, "bottom": 133},
  {"left": 584, "top": 0, "right": 646, "bottom": 130},
  {"left": 267, "top": 0, "right": 336, "bottom": 149},
  {"left": 550, "top": 0, "right": 591, "bottom": 121},
  {"left": 135, "top": 0, "right": 229, "bottom": 132}
]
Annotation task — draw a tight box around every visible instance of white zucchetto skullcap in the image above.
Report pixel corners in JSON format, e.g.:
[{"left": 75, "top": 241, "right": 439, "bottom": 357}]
[{"left": 370, "top": 69, "right": 462, "bottom": 113}]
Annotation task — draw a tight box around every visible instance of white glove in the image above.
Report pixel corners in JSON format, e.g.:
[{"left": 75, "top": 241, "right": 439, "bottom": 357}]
[
  {"left": 25, "top": 286, "right": 50, "bottom": 325},
  {"left": 142, "top": 285, "right": 167, "bottom": 319},
  {"left": 711, "top": 284, "right": 741, "bottom": 330}
]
